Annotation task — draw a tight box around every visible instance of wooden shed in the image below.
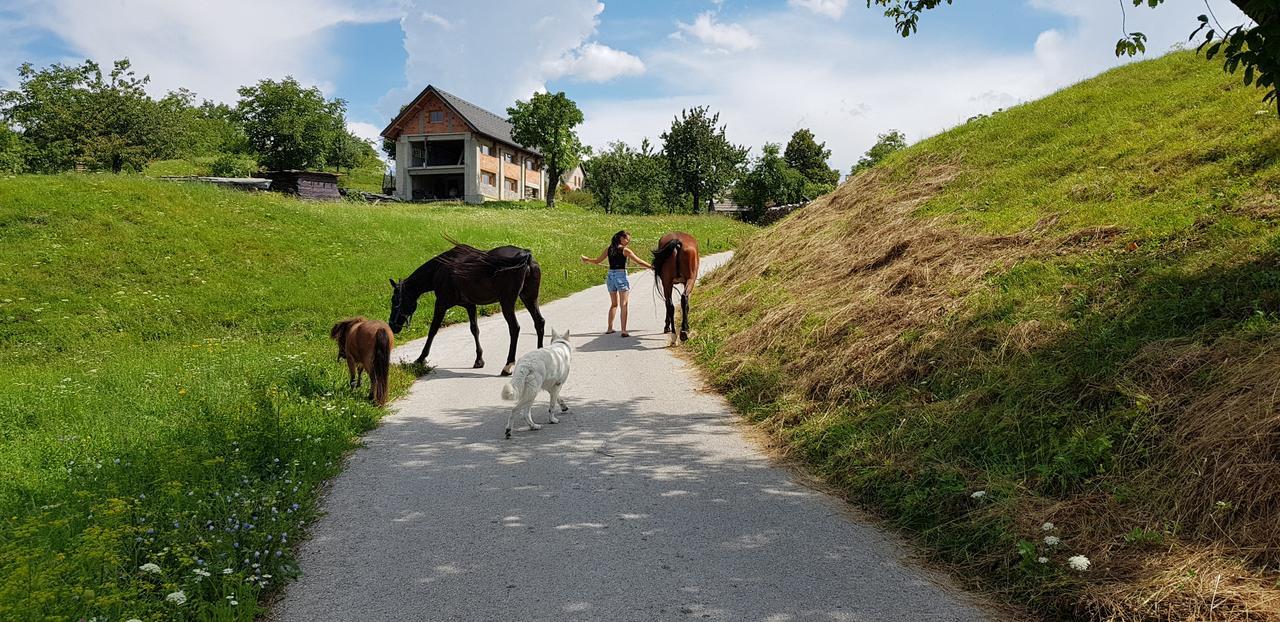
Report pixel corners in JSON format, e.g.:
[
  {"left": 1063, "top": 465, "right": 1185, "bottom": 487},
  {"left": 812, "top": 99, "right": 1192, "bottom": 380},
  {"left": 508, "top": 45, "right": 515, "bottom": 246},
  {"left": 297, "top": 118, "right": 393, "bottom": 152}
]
[{"left": 266, "top": 171, "right": 342, "bottom": 200}]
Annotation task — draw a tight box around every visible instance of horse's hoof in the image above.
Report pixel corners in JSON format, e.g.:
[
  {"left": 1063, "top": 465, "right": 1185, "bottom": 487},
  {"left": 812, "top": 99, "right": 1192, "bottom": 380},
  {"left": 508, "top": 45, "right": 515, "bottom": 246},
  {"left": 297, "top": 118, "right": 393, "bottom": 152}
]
[
  {"left": 473, "top": 359, "right": 485, "bottom": 369},
  {"left": 500, "top": 364, "right": 514, "bottom": 376},
  {"left": 413, "top": 357, "right": 426, "bottom": 366},
  {"left": 505, "top": 429, "right": 511, "bottom": 439},
  {"left": 549, "top": 416, "right": 559, "bottom": 424},
  {"left": 560, "top": 404, "right": 569, "bottom": 412},
  {"left": 680, "top": 331, "right": 689, "bottom": 342},
  {"left": 530, "top": 423, "right": 542, "bottom": 431}
]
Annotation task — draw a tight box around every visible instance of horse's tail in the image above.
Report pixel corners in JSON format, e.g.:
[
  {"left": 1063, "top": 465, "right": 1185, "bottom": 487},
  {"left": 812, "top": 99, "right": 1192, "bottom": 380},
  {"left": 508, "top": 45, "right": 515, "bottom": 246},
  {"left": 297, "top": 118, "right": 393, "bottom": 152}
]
[
  {"left": 651, "top": 238, "right": 683, "bottom": 299},
  {"left": 500, "top": 363, "right": 531, "bottom": 402},
  {"left": 372, "top": 328, "right": 391, "bottom": 406}
]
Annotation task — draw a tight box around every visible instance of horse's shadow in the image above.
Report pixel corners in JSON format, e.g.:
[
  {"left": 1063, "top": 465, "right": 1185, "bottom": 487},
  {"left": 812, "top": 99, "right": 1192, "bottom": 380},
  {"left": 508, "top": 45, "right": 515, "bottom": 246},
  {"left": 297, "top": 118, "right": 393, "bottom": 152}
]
[{"left": 427, "top": 367, "right": 502, "bottom": 380}]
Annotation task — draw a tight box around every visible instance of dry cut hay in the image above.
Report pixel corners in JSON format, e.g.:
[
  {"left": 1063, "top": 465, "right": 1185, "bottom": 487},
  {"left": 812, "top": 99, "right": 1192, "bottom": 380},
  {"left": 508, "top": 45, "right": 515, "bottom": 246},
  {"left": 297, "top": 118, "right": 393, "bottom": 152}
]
[
  {"left": 702, "top": 159, "right": 1037, "bottom": 402},
  {"left": 1079, "top": 547, "right": 1280, "bottom": 622},
  {"left": 1129, "top": 339, "right": 1280, "bottom": 564}
]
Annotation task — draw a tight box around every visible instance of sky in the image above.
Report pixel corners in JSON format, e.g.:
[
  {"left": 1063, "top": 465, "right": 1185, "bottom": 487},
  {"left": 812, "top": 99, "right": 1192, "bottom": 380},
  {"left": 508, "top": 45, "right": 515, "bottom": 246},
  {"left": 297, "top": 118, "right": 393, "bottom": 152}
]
[{"left": 0, "top": 0, "right": 1253, "bottom": 173}]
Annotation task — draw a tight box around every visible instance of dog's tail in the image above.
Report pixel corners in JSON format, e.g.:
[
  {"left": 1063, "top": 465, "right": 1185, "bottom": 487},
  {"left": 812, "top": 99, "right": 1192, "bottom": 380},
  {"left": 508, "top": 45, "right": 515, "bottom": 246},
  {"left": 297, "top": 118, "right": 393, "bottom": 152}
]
[
  {"left": 371, "top": 328, "right": 392, "bottom": 406},
  {"left": 500, "top": 364, "right": 531, "bottom": 402}
]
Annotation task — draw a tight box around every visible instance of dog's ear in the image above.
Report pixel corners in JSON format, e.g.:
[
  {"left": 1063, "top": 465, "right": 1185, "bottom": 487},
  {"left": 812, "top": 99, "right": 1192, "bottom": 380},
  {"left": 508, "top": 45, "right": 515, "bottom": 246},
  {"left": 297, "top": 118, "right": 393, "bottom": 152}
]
[
  {"left": 550, "top": 328, "right": 559, "bottom": 342},
  {"left": 563, "top": 329, "right": 571, "bottom": 341}
]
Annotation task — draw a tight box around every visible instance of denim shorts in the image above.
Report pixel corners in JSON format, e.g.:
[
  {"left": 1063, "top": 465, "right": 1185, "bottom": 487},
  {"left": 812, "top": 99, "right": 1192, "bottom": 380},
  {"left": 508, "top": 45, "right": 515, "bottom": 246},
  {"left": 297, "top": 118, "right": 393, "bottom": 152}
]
[{"left": 606, "top": 269, "right": 630, "bottom": 293}]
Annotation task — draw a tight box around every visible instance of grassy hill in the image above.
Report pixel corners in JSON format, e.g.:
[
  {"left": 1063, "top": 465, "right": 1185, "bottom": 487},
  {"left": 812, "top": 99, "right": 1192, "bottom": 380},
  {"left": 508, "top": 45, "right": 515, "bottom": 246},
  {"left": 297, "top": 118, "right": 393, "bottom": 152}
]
[
  {"left": 0, "top": 175, "right": 752, "bottom": 620},
  {"left": 692, "top": 51, "right": 1280, "bottom": 619}
]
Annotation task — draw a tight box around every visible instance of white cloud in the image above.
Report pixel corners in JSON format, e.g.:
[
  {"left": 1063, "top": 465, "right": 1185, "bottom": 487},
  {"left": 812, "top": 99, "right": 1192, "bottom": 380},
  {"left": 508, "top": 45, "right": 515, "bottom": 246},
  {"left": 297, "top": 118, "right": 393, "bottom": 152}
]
[
  {"left": 546, "top": 42, "right": 645, "bottom": 82},
  {"left": 2, "top": 0, "right": 399, "bottom": 104},
  {"left": 383, "top": 0, "right": 615, "bottom": 120},
  {"left": 673, "top": 12, "right": 760, "bottom": 52},
  {"left": 580, "top": 0, "right": 1248, "bottom": 175},
  {"left": 347, "top": 121, "right": 383, "bottom": 146},
  {"left": 788, "top": 0, "right": 849, "bottom": 19}
]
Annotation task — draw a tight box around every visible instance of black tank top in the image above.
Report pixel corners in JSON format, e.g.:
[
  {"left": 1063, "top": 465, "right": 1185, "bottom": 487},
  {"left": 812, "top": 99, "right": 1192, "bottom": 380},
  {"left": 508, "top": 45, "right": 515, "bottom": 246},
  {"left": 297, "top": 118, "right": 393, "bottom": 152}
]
[{"left": 607, "top": 246, "right": 627, "bottom": 270}]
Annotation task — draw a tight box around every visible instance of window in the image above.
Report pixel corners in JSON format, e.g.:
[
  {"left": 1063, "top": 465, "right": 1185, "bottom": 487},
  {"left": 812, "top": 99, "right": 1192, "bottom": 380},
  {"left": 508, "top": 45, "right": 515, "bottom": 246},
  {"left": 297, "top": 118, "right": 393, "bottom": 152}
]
[
  {"left": 525, "top": 159, "right": 537, "bottom": 171},
  {"left": 505, "top": 177, "right": 518, "bottom": 192},
  {"left": 502, "top": 152, "right": 514, "bottom": 163},
  {"left": 525, "top": 186, "right": 540, "bottom": 199},
  {"left": 429, "top": 110, "right": 444, "bottom": 124},
  {"left": 481, "top": 172, "right": 496, "bottom": 186},
  {"left": 480, "top": 145, "right": 492, "bottom": 156}
]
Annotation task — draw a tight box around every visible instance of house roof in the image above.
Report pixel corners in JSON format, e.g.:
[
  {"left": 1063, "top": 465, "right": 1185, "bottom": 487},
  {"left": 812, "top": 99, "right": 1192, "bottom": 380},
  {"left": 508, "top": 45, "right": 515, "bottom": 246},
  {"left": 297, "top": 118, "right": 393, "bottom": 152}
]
[{"left": 381, "top": 85, "right": 539, "bottom": 156}]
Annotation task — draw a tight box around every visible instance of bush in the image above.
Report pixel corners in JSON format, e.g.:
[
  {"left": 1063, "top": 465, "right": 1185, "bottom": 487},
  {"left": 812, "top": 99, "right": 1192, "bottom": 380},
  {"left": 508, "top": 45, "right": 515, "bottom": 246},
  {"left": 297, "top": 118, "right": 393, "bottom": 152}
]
[
  {"left": 560, "top": 188, "right": 596, "bottom": 209},
  {"left": 209, "top": 153, "right": 257, "bottom": 177}
]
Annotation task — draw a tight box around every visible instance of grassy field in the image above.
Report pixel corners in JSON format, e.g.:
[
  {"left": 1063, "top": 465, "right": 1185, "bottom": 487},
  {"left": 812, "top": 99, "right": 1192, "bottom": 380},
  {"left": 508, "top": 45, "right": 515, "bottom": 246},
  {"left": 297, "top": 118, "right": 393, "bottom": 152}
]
[
  {"left": 0, "top": 174, "right": 752, "bottom": 620},
  {"left": 692, "top": 51, "right": 1280, "bottom": 619}
]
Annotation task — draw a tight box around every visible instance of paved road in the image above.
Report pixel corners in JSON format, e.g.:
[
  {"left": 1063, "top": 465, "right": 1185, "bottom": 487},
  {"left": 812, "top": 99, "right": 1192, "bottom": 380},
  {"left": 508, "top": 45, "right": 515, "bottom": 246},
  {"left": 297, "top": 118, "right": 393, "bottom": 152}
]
[{"left": 272, "top": 252, "right": 995, "bottom": 622}]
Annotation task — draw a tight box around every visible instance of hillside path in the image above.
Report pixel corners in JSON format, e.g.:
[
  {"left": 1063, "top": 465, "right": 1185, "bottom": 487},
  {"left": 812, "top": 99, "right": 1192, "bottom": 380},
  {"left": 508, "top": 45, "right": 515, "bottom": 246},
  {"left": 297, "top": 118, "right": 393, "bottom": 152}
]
[{"left": 271, "top": 251, "right": 996, "bottom": 622}]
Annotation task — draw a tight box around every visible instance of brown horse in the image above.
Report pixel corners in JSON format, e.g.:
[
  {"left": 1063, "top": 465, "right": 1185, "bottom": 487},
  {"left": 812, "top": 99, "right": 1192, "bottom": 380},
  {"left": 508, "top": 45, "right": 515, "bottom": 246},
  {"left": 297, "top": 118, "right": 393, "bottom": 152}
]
[
  {"left": 330, "top": 317, "right": 393, "bottom": 406},
  {"left": 652, "top": 232, "right": 700, "bottom": 344}
]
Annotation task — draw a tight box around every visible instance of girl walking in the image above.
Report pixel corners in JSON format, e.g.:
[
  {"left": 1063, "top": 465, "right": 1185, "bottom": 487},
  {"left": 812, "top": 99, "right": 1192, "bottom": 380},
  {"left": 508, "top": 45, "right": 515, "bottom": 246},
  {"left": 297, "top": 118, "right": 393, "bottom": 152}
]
[{"left": 581, "top": 230, "right": 652, "bottom": 337}]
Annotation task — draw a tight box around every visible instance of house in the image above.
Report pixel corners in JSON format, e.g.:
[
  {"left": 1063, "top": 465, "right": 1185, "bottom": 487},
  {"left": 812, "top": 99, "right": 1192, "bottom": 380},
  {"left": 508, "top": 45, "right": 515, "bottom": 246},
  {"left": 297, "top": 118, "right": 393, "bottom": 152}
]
[
  {"left": 560, "top": 164, "right": 586, "bottom": 191},
  {"left": 381, "top": 85, "right": 545, "bottom": 203}
]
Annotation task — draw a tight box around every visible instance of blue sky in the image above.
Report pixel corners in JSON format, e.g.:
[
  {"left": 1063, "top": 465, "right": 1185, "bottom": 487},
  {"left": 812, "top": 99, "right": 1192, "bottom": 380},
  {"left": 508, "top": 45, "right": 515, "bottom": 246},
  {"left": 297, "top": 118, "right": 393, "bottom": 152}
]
[{"left": 0, "top": 0, "right": 1252, "bottom": 172}]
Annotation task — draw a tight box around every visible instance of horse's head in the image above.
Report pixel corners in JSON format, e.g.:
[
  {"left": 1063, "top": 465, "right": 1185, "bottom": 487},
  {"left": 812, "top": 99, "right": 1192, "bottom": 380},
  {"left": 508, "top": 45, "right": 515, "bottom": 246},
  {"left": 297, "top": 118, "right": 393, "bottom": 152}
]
[{"left": 388, "top": 278, "right": 418, "bottom": 334}]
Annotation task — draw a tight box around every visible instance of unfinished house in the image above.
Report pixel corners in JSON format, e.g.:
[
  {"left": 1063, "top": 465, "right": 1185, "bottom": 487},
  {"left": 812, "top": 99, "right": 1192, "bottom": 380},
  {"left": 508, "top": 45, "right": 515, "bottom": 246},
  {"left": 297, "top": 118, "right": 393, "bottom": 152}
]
[{"left": 381, "top": 85, "right": 545, "bottom": 203}]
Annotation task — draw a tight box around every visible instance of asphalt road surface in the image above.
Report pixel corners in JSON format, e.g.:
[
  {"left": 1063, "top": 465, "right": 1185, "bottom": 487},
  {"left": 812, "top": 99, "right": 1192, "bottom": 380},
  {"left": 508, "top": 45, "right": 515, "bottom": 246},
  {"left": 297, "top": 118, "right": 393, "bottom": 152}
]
[{"left": 271, "top": 252, "right": 995, "bottom": 622}]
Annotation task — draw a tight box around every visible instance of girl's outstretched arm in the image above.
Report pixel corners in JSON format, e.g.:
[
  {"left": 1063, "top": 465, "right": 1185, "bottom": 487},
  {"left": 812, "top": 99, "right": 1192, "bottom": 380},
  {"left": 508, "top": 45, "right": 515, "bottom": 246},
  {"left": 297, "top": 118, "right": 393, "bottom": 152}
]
[
  {"left": 623, "top": 247, "right": 653, "bottom": 270},
  {"left": 581, "top": 247, "right": 608, "bottom": 264}
]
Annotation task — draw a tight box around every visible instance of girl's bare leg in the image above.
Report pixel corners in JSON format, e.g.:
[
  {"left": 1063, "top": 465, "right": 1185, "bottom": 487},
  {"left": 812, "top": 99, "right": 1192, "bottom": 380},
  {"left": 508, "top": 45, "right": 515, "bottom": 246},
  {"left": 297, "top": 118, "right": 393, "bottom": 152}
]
[
  {"left": 607, "top": 291, "right": 619, "bottom": 333},
  {"left": 620, "top": 290, "right": 631, "bottom": 337}
]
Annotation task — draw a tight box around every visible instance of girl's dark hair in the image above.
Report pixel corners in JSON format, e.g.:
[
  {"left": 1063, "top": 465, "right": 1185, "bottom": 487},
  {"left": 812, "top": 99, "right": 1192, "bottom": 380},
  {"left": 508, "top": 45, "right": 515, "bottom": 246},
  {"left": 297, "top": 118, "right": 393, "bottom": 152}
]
[{"left": 608, "top": 230, "right": 628, "bottom": 256}]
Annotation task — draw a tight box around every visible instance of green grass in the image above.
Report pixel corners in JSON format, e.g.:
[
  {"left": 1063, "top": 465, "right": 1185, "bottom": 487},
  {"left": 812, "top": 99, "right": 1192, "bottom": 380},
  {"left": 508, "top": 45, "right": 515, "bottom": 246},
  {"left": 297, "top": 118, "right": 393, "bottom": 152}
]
[
  {"left": 144, "top": 155, "right": 387, "bottom": 194},
  {"left": 0, "top": 174, "right": 752, "bottom": 620},
  {"left": 692, "top": 51, "right": 1280, "bottom": 617}
]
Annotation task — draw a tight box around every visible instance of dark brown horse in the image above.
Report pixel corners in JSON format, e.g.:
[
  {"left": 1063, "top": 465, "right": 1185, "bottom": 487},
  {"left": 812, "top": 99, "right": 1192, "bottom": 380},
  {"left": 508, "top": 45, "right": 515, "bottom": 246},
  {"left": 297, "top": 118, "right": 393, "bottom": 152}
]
[
  {"left": 652, "top": 231, "right": 700, "bottom": 344},
  {"left": 330, "top": 317, "right": 393, "bottom": 405},
  {"left": 389, "top": 239, "right": 545, "bottom": 376}
]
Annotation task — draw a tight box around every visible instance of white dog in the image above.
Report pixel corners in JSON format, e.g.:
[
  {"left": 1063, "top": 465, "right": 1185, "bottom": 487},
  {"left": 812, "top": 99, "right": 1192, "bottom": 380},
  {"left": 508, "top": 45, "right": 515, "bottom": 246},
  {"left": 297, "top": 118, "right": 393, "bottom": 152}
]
[{"left": 500, "top": 329, "right": 572, "bottom": 439}]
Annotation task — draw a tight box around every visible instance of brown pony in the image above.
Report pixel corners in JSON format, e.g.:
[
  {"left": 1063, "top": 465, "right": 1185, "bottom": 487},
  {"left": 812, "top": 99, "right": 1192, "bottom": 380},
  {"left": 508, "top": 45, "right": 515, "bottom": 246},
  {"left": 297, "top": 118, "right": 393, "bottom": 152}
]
[
  {"left": 330, "top": 317, "right": 393, "bottom": 406},
  {"left": 651, "top": 232, "right": 700, "bottom": 345}
]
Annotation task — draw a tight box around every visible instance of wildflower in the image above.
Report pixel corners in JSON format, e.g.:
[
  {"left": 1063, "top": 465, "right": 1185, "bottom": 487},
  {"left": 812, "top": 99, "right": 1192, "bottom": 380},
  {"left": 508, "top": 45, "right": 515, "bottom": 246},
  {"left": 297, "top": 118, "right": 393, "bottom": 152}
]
[
  {"left": 193, "top": 569, "right": 211, "bottom": 578},
  {"left": 231, "top": 599, "right": 239, "bottom": 606},
  {"left": 125, "top": 619, "right": 143, "bottom": 622},
  {"left": 1044, "top": 535, "right": 1061, "bottom": 546},
  {"left": 1067, "top": 555, "right": 1091, "bottom": 571},
  {"left": 165, "top": 591, "right": 188, "bottom": 605},
  {"left": 139, "top": 563, "right": 162, "bottom": 574},
  {"left": 1037, "top": 557, "right": 1048, "bottom": 564},
  {"left": 970, "top": 490, "right": 987, "bottom": 499},
  {"left": 223, "top": 568, "right": 233, "bottom": 574},
  {"left": 1041, "top": 522, "right": 1054, "bottom": 531}
]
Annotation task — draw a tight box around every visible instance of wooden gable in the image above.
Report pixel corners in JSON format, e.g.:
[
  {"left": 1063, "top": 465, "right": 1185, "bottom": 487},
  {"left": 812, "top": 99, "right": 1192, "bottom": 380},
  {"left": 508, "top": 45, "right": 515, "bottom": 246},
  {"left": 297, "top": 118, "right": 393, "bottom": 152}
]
[{"left": 385, "top": 90, "right": 473, "bottom": 139}]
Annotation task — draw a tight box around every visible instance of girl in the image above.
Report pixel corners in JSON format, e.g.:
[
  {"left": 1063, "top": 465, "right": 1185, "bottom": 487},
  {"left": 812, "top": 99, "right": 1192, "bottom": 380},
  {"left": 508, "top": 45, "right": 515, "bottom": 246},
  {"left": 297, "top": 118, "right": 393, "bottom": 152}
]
[{"left": 581, "top": 230, "right": 652, "bottom": 337}]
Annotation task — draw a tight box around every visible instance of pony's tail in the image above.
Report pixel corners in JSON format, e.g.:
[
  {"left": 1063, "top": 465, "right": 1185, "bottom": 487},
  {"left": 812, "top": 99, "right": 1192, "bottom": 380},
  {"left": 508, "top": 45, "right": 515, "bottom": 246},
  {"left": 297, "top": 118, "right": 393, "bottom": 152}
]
[
  {"left": 651, "top": 239, "right": 683, "bottom": 299},
  {"left": 500, "top": 364, "right": 531, "bottom": 402},
  {"left": 372, "top": 328, "right": 392, "bottom": 406}
]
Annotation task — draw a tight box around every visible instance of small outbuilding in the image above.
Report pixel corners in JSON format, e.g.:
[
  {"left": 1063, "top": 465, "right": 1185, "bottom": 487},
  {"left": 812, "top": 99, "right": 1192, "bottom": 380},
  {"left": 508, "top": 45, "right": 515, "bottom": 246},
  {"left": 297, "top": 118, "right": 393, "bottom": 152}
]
[{"left": 266, "top": 170, "right": 342, "bottom": 200}]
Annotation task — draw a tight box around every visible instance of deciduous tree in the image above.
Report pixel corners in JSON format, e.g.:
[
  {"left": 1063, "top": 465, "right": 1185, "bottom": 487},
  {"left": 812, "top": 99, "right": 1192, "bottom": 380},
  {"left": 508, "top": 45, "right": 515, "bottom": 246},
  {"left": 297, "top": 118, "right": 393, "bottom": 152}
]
[
  {"left": 661, "top": 106, "right": 748, "bottom": 213},
  {"left": 235, "top": 77, "right": 347, "bottom": 171},
  {"left": 784, "top": 128, "right": 840, "bottom": 186},
  {"left": 508, "top": 91, "right": 584, "bottom": 209},
  {"left": 850, "top": 129, "right": 907, "bottom": 177}
]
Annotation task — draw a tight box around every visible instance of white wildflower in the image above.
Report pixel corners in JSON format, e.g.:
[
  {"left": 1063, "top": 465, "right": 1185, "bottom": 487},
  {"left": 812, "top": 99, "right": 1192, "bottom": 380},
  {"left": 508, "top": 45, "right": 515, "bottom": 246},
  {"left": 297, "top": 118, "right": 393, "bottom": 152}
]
[
  {"left": 125, "top": 619, "right": 143, "bottom": 622},
  {"left": 1037, "top": 557, "right": 1048, "bottom": 564},
  {"left": 193, "top": 569, "right": 211, "bottom": 578},
  {"left": 231, "top": 599, "right": 239, "bottom": 606},
  {"left": 1068, "top": 555, "right": 1091, "bottom": 571},
  {"left": 970, "top": 490, "right": 987, "bottom": 499},
  {"left": 139, "top": 563, "right": 162, "bottom": 574},
  {"left": 165, "top": 591, "right": 187, "bottom": 605},
  {"left": 222, "top": 567, "right": 233, "bottom": 574},
  {"left": 1043, "top": 535, "right": 1061, "bottom": 546},
  {"left": 1041, "top": 522, "right": 1055, "bottom": 531}
]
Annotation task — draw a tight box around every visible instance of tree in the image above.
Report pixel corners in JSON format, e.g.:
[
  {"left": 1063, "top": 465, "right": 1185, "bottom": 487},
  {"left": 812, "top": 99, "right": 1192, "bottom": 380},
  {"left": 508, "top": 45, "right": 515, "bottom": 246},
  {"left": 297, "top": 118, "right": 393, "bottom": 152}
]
[
  {"left": 661, "top": 106, "right": 748, "bottom": 213},
  {"left": 0, "top": 58, "right": 166, "bottom": 173},
  {"left": 582, "top": 141, "right": 629, "bottom": 213},
  {"left": 332, "top": 131, "right": 376, "bottom": 173},
  {"left": 733, "top": 143, "right": 808, "bottom": 222},
  {"left": 784, "top": 128, "right": 839, "bottom": 187},
  {"left": 867, "top": 0, "right": 1280, "bottom": 113},
  {"left": 0, "top": 125, "right": 25, "bottom": 174},
  {"left": 235, "top": 77, "right": 347, "bottom": 171},
  {"left": 850, "top": 130, "right": 907, "bottom": 177},
  {"left": 507, "top": 91, "right": 584, "bottom": 209}
]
